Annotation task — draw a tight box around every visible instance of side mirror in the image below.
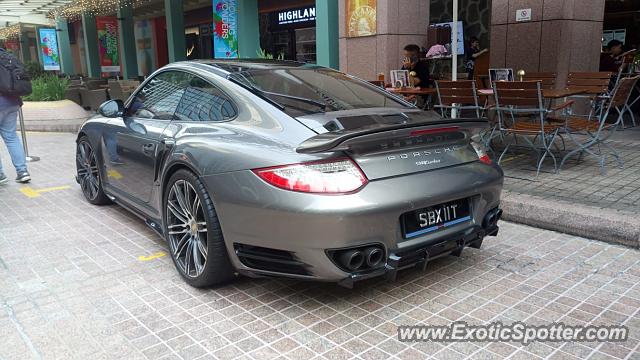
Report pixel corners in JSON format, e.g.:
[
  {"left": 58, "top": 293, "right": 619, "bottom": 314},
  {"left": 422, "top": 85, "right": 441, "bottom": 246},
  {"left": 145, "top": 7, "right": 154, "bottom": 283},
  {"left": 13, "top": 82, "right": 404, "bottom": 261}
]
[{"left": 98, "top": 100, "right": 124, "bottom": 118}]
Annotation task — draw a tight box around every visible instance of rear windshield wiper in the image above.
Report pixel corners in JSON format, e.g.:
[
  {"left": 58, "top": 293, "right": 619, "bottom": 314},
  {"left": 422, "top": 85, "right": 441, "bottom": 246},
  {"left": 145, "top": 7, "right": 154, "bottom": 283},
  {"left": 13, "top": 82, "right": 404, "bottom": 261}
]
[{"left": 228, "top": 74, "right": 327, "bottom": 111}]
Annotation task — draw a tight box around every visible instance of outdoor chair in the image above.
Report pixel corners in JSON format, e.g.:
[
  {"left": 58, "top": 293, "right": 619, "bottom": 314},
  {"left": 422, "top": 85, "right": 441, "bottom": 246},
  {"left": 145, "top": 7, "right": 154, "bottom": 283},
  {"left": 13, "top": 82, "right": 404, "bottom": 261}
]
[
  {"left": 565, "top": 71, "right": 614, "bottom": 119},
  {"left": 523, "top": 72, "right": 556, "bottom": 89},
  {"left": 80, "top": 88, "right": 108, "bottom": 111},
  {"left": 612, "top": 57, "right": 638, "bottom": 127},
  {"left": 85, "top": 79, "right": 108, "bottom": 90},
  {"left": 108, "top": 81, "right": 124, "bottom": 101},
  {"left": 557, "top": 76, "right": 639, "bottom": 174},
  {"left": 434, "top": 80, "right": 483, "bottom": 118},
  {"left": 65, "top": 88, "right": 82, "bottom": 105},
  {"left": 492, "top": 81, "right": 571, "bottom": 177}
]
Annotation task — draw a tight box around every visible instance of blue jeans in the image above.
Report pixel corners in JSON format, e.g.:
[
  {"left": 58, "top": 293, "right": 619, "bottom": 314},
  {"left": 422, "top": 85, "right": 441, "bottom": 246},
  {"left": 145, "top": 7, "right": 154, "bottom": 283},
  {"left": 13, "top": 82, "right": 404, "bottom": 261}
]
[{"left": 0, "top": 105, "right": 27, "bottom": 175}]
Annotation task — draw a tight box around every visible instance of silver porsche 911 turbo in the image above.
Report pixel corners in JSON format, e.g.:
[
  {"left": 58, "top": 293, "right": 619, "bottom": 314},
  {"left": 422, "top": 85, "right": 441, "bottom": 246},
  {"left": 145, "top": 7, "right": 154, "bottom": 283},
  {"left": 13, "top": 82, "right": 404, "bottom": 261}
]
[{"left": 75, "top": 60, "right": 503, "bottom": 288}]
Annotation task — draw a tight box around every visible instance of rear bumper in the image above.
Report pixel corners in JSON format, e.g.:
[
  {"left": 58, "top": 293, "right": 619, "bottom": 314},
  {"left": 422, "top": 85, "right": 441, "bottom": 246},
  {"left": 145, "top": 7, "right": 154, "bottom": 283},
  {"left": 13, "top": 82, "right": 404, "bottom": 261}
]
[
  {"left": 337, "top": 220, "right": 500, "bottom": 288},
  {"left": 201, "top": 161, "right": 503, "bottom": 283}
]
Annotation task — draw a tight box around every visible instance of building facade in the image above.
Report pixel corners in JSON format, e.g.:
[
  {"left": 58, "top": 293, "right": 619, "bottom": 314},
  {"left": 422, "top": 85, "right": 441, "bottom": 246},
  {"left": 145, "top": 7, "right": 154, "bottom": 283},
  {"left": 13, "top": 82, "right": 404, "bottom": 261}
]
[{"left": 3, "top": 0, "right": 636, "bottom": 89}]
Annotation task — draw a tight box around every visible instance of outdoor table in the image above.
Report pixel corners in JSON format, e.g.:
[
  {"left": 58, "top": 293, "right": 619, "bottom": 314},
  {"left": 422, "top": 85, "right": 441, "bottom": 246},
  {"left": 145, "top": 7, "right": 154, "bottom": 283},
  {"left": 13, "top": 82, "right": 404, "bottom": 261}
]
[
  {"left": 477, "top": 88, "right": 586, "bottom": 99},
  {"left": 386, "top": 87, "right": 437, "bottom": 96},
  {"left": 386, "top": 87, "right": 437, "bottom": 110}
]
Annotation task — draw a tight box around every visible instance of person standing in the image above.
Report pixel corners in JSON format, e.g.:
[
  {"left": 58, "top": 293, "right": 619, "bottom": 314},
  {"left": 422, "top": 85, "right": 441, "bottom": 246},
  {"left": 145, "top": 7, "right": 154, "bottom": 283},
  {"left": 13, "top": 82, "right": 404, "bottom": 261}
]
[
  {"left": 465, "top": 36, "right": 488, "bottom": 80},
  {"left": 0, "top": 47, "right": 31, "bottom": 184}
]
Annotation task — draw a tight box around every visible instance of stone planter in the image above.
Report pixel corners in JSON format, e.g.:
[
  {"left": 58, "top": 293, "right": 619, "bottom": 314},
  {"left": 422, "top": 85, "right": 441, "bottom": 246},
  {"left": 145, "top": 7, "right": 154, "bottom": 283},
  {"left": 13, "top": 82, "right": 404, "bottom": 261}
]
[{"left": 19, "top": 100, "right": 90, "bottom": 133}]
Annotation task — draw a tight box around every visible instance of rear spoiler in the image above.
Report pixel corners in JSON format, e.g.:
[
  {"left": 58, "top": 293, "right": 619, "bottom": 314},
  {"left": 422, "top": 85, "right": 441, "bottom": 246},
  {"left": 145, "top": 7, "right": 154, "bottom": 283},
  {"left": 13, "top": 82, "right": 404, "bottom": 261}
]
[{"left": 296, "top": 118, "right": 488, "bottom": 154}]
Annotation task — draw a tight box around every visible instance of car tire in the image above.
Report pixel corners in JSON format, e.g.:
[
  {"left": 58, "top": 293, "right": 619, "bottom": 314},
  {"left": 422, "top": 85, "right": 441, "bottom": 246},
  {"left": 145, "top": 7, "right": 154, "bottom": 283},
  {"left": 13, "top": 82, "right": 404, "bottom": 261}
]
[
  {"left": 163, "top": 169, "right": 235, "bottom": 287},
  {"left": 76, "top": 136, "right": 112, "bottom": 205}
]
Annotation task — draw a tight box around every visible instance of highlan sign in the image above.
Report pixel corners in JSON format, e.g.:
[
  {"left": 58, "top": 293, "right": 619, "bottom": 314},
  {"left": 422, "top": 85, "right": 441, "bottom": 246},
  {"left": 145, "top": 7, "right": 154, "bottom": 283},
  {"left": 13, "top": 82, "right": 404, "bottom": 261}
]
[{"left": 277, "top": 6, "right": 316, "bottom": 25}]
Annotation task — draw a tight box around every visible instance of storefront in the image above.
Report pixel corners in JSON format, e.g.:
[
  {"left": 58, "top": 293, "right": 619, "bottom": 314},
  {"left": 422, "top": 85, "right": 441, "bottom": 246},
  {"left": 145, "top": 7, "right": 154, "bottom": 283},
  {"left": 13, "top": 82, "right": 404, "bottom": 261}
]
[{"left": 259, "top": 0, "right": 317, "bottom": 62}]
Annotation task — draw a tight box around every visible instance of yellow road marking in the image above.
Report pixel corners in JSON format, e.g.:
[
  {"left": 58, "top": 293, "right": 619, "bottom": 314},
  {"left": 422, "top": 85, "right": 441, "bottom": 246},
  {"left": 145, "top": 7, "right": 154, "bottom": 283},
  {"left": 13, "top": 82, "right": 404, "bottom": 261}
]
[
  {"left": 138, "top": 252, "right": 166, "bottom": 261},
  {"left": 107, "top": 169, "right": 123, "bottom": 180},
  {"left": 20, "top": 185, "right": 71, "bottom": 198},
  {"left": 500, "top": 154, "right": 528, "bottom": 164}
]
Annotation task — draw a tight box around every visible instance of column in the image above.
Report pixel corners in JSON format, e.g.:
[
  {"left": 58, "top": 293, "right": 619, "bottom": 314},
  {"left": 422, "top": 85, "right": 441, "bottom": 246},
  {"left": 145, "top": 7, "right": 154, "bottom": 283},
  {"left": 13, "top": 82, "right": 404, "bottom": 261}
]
[
  {"left": 237, "top": 0, "right": 260, "bottom": 58},
  {"left": 165, "top": 0, "right": 186, "bottom": 63},
  {"left": 35, "top": 26, "right": 44, "bottom": 65},
  {"left": 82, "top": 12, "right": 101, "bottom": 78},
  {"left": 19, "top": 31, "right": 31, "bottom": 63},
  {"left": 316, "top": 0, "right": 339, "bottom": 69},
  {"left": 56, "top": 17, "right": 76, "bottom": 75},
  {"left": 338, "top": 0, "right": 430, "bottom": 80},
  {"left": 490, "top": 0, "right": 605, "bottom": 87},
  {"left": 118, "top": 3, "right": 138, "bottom": 79}
]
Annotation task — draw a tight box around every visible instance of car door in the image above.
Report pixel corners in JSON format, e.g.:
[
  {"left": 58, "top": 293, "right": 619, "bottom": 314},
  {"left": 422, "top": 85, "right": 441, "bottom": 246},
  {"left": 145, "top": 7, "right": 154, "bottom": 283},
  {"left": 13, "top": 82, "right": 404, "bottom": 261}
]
[{"left": 103, "top": 71, "right": 190, "bottom": 206}]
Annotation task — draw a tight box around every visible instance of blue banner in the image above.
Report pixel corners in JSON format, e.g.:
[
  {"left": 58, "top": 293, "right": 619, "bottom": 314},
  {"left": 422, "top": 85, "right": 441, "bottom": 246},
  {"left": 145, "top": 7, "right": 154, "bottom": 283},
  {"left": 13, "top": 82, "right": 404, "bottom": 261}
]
[
  {"left": 38, "top": 28, "right": 61, "bottom": 71},
  {"left": 213, "top": 0, "right": 238, "bottom": 58}
]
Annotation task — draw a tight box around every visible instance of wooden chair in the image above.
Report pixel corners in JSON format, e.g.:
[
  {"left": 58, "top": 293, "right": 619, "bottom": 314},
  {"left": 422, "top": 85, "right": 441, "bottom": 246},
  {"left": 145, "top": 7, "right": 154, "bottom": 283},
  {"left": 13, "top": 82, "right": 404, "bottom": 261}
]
[
  {"left": 493, "top": 81, "right": 562, "bottom": 177},
  {"left": 434, "top": 80, "right": 483, "bottom": 118},
  {"left": 523, "top": 72, "right": 556, "bottom": 89},
  {"left": 559, "top": 76, "right": 639, "bottom": 174},
  {"left": 565, "top": 71, "right": 615, "bottom": 120},
  {"left": 566, "top": 72, "right": 613, "bottom": 96}
]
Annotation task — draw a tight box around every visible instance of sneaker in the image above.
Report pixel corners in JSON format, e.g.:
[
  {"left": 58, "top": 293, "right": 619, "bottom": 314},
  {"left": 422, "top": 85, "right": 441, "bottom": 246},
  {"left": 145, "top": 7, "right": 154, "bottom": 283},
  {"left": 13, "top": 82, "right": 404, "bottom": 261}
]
[
  {"left": 16, "top": 171, "right": 31, "bottom": 183},
  {"left": 0, "top": 173, "right": 7, "bottom": 185}
]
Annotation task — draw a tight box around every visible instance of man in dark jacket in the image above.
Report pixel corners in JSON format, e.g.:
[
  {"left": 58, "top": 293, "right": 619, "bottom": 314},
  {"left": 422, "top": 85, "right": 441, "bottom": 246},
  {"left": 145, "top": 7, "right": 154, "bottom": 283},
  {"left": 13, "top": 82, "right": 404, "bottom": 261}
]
[{"left": 0, "top": 47, "right": 30, "bottom": 184}]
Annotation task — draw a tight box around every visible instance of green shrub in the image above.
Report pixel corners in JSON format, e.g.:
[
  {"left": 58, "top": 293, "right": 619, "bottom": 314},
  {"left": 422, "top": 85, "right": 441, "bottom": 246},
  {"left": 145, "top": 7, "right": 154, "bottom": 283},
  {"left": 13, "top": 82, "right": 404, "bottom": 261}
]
[
  {"left": 23, "top": 75, "right": 69, "bottom": 101},
  {"left": 256, "top": 48, "right": 284, "bottom": 60},
  {"left": 24, "top": 61, "right": 46, "bottom": 80}
]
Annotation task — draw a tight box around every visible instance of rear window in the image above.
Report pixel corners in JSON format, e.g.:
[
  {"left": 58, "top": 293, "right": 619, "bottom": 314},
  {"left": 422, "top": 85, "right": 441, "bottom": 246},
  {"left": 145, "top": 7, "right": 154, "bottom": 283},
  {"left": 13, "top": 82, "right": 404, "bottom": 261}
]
[{"left": 229, "top": 67, "right": 409, "bottom": 117}]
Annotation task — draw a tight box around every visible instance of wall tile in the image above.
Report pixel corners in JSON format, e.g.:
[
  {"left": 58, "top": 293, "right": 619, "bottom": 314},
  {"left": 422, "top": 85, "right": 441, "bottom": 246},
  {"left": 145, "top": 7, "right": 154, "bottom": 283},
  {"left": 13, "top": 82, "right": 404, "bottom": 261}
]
[
  {"left": 376, "top": 0, "right": 398, "bottom": 35},
  {"left": 398, "top": 0, "right": 421, "bottom": 34},
  {"left": 490, "top": 24, "right": 508, "bottom": 67},
  {"left": 345, "top": 36, "right": 378, "bottom": 79},
  {"left": 492, "top": 0, "right": 509, "bottom": 25},
  {"left": 573, "top": 0, "right": 605, "bottom": 21},
  {"left": 338, "top": 0, "right": 347, "bottom": 38},
  {"left": 505, "top": 21, "right": 542, "bottom": 71},
  {"left": 339, "top": 38, "right": 348, "bottom": 72}
]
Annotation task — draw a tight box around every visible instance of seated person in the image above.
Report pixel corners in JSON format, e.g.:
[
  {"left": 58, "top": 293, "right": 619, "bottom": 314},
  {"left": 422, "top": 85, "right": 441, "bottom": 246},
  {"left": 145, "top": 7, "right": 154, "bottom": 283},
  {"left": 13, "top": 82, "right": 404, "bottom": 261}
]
[
  {"left": 600, "top": 40, "right": 625, "bottom": 72},
  {"left": 401, "top": 44, "right": 431, "bottom": 88}
]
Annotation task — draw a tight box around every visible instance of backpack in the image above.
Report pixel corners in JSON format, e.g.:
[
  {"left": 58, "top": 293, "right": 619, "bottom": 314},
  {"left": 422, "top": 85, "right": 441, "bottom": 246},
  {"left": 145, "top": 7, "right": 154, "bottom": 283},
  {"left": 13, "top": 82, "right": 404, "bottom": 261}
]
[{"left": 0, "top": 50, "right": 32, "bottom": 97}]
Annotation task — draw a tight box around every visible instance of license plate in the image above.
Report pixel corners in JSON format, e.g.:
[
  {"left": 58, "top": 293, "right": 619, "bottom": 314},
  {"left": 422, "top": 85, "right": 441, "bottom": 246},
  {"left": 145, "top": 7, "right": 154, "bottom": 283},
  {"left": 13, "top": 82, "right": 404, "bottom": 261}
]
[{"left": 401, "top": 199, "right": 471, "bottom": 239}]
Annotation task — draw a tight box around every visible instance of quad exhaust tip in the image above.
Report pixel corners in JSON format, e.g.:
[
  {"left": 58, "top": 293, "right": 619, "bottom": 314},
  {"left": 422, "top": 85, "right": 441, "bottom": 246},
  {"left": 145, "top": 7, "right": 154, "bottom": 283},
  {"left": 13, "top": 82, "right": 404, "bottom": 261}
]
[
  {"left": 339, "top": 250, "right": 365, "bottom": 271},
  {"left": 364, "top": 247, "right": 383, "bottom": 267},
  {"left": 331, "top": 245, "right": 386, "bottom": 273},
  {"left": 483, "top": 208, "right": 503, "bottom": 229}
]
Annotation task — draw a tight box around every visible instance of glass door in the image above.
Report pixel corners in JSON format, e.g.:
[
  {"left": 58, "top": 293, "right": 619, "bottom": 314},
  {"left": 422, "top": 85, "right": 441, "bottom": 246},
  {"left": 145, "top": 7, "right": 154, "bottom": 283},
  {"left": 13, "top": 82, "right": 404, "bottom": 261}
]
[{"left": 295, "top": 27, "right": 316, "bottom": 63}]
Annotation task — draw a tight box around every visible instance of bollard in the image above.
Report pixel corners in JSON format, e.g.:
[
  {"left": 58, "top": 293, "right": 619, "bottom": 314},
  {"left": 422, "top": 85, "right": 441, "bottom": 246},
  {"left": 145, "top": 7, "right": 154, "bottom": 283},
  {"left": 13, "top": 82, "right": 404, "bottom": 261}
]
[{"left": 17, "top": 107, "right": 40, "bottom": 162}]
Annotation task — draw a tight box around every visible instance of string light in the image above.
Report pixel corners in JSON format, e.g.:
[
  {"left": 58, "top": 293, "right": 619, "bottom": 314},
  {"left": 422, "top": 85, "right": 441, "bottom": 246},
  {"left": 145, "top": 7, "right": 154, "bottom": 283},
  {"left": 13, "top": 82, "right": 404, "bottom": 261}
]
[
  {"left": 49, "top": 0, "right": 153, "bottom": 21},
  {"left": 0, "top": 24, "right": 21, "bottom": 40}
]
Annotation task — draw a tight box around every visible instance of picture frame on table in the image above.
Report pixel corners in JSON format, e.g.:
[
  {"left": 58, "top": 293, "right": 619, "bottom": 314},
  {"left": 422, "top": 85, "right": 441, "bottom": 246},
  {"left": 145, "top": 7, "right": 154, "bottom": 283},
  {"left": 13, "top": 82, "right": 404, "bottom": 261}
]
[
  {"left": 489, "top": 68, "right": 514, "bottom": 83},
  {"left": 390, "top": 70, "right": 410, "bottom": 88}
]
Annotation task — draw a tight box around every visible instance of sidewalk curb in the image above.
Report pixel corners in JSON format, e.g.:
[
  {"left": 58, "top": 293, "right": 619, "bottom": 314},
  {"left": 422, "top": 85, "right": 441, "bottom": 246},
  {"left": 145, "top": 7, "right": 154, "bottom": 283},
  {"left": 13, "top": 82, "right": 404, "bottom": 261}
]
[{"left": 500, "top": 190, "right": 640, "bottom": 248}]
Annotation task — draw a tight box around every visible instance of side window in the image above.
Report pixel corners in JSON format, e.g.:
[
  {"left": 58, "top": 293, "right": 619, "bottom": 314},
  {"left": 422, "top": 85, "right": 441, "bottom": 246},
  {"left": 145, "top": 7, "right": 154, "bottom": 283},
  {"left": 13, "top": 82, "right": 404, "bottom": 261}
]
[
  {"left": 127, "top": 71, "right": 190, "bottom": 120},
  {"left": 174, "top": 75, "right": 237, "bottom": 122}
]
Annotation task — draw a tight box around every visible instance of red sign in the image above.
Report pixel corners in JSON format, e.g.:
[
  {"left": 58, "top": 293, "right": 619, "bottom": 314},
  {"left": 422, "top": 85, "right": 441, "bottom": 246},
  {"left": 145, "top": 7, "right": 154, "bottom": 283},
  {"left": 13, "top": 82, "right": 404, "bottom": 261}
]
[
  {"left": 4, "top": 39, "right": 19, "bottom": 53},
  {"left": 96, "top": 17, "right": 121, "bottom": 73}
]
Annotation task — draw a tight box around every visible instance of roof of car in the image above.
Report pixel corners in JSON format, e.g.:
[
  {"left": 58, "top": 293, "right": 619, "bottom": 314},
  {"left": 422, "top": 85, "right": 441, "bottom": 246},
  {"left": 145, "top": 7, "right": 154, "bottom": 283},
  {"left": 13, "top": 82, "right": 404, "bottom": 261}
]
[{"left": 188, "top": 59, "right": 323, "bottom": 73}]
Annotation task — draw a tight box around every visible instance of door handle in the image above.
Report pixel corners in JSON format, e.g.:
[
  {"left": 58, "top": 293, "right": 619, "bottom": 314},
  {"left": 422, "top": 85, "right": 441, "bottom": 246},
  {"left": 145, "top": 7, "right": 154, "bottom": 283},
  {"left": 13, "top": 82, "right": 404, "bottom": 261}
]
[{"left": 142, "top": 143, "right": 156, "bottom": 155}]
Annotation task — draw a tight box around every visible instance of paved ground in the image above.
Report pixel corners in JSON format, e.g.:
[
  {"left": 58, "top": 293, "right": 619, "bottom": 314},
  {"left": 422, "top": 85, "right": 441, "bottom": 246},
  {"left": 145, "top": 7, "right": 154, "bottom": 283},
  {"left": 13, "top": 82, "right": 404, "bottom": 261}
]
[
  {"left": 1, "top": 132, "right": 639, "bottom": 360},
  {"left": 500, "top": 127, "right": 640, "bottom": 215}
]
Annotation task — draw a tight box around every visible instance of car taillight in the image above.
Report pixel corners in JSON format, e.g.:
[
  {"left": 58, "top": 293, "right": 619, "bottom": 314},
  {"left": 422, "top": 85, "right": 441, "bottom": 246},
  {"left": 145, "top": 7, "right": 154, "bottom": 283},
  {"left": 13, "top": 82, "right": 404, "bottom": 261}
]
[
  {"left": 253, "top": 158, "right": 368, "bottom": 194},
  {"left": 471, "top": 141, "right": 492, "bottom": 165}
]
